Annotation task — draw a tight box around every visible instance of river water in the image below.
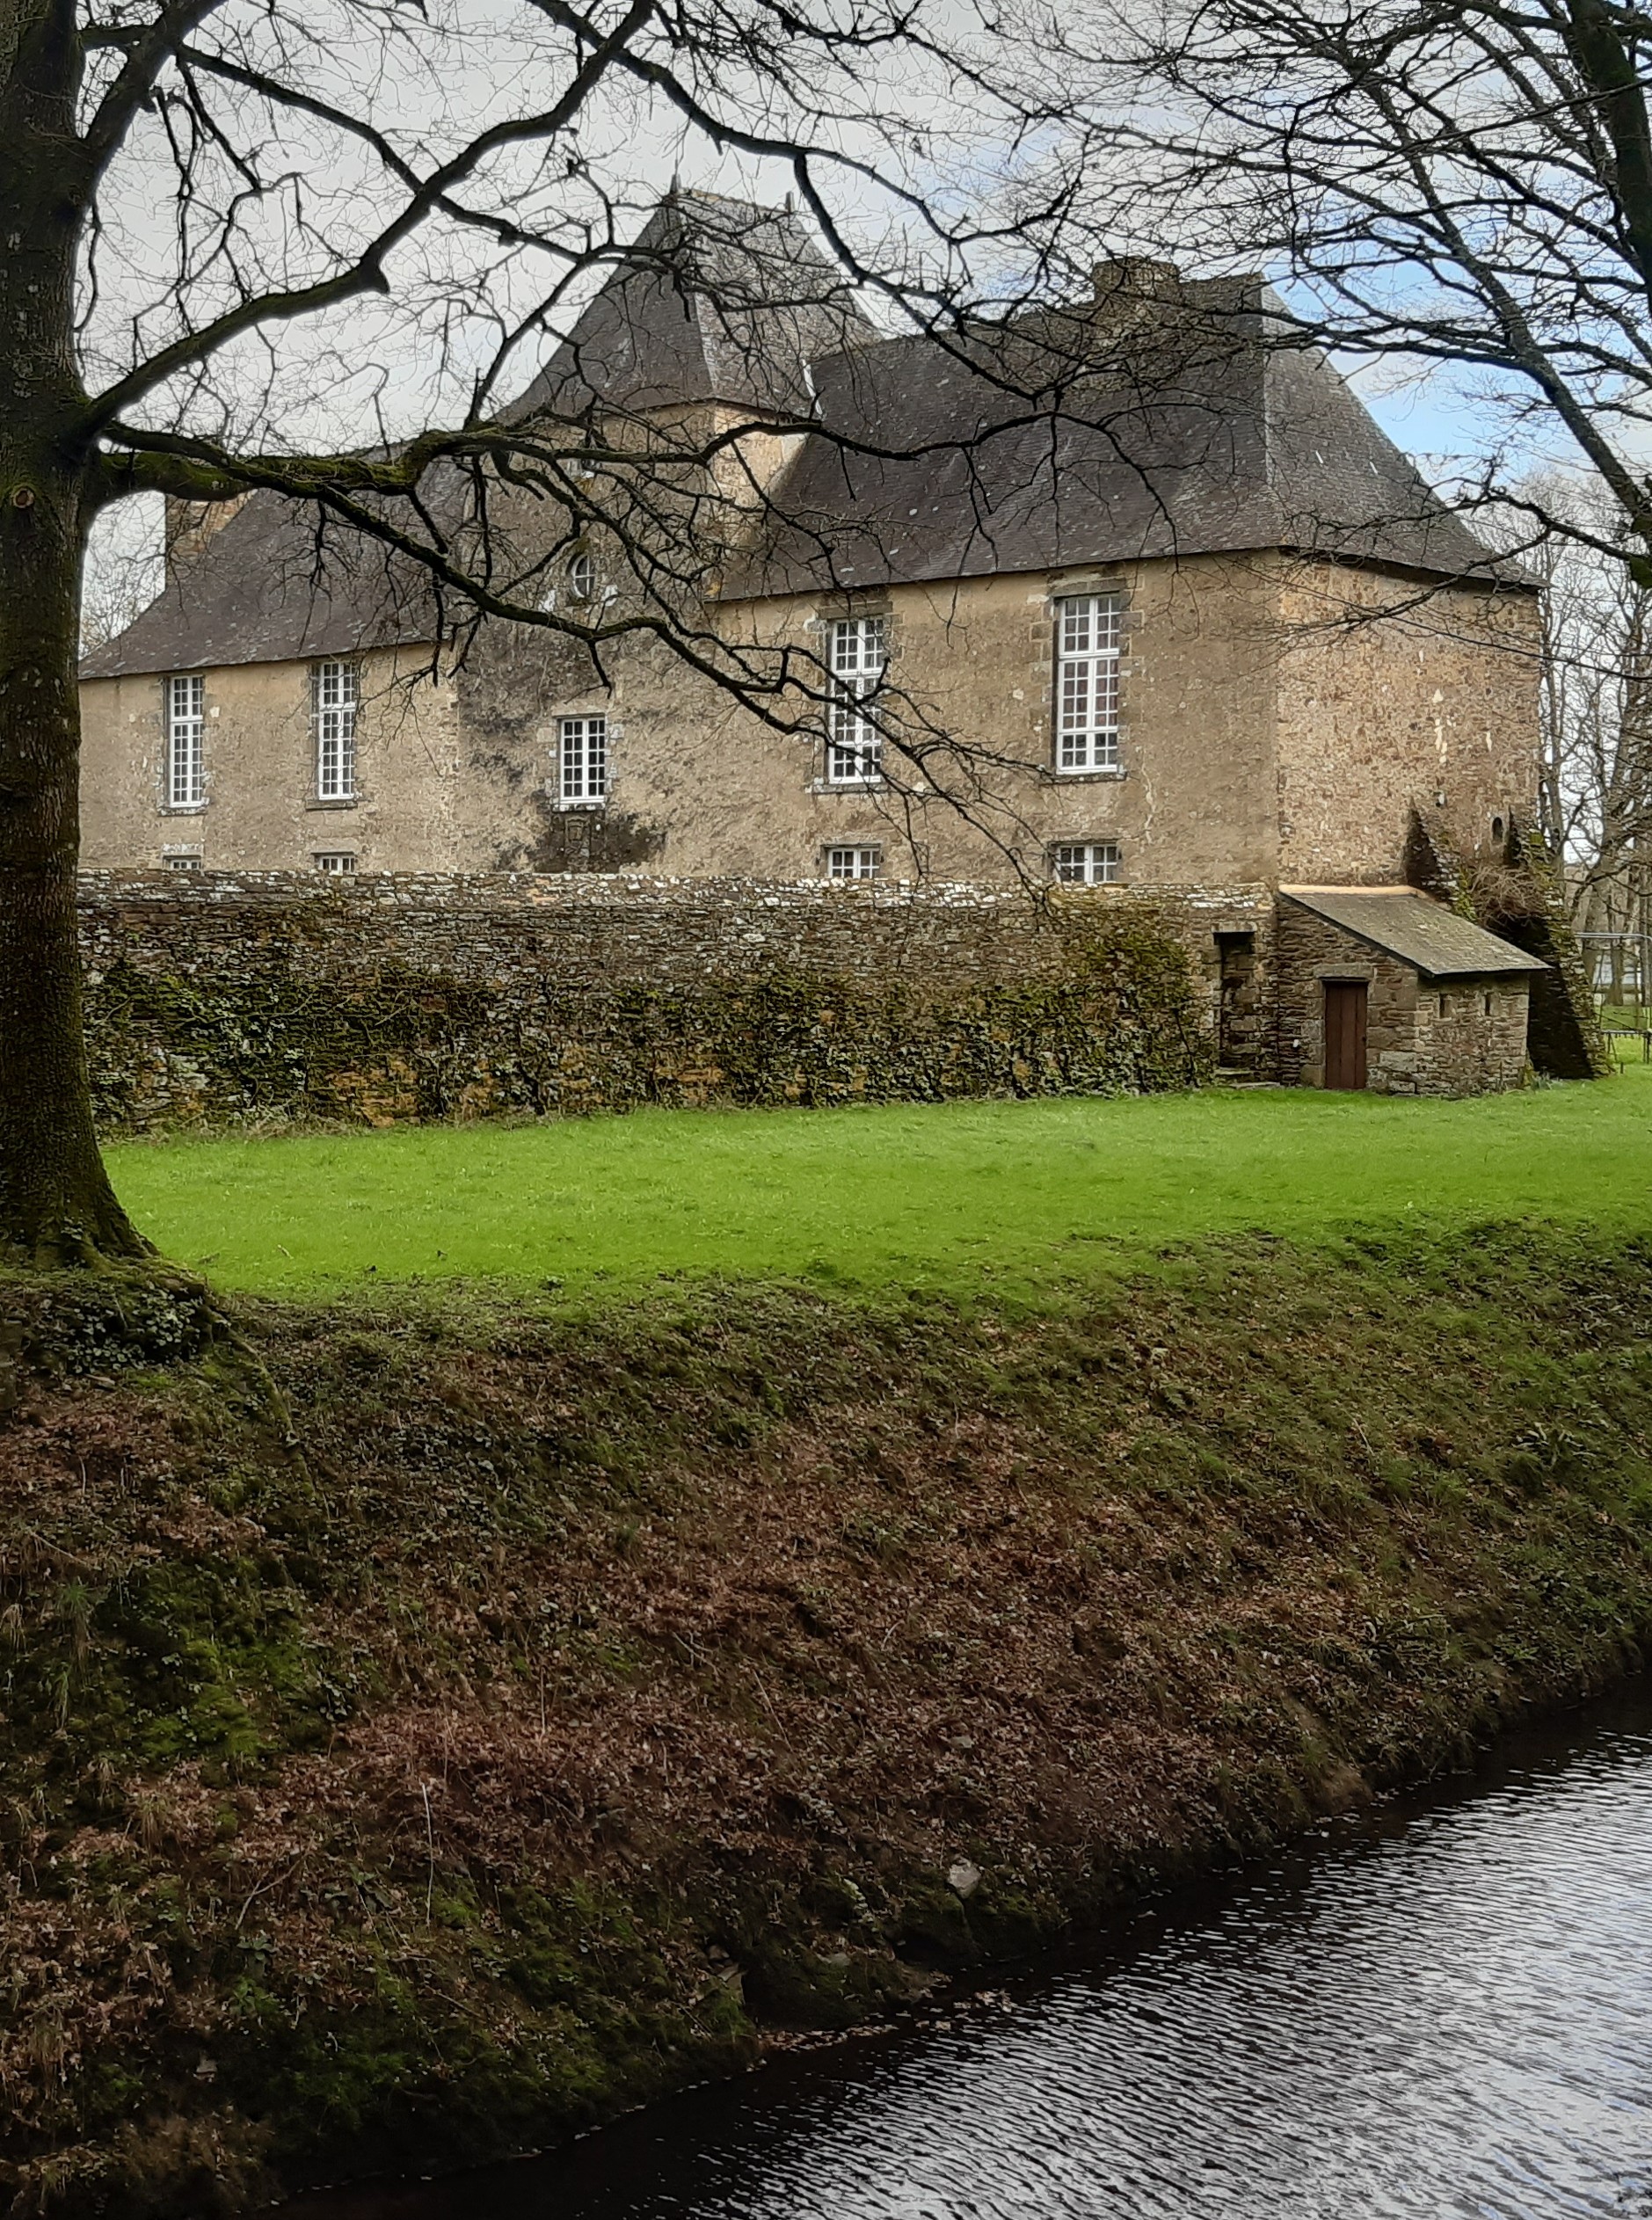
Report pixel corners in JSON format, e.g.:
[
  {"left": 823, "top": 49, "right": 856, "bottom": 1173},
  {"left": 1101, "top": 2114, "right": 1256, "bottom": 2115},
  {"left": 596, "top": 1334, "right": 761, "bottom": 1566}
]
[{"left": 311, "top": 1685, "right": 1652, "bottom": 2220}]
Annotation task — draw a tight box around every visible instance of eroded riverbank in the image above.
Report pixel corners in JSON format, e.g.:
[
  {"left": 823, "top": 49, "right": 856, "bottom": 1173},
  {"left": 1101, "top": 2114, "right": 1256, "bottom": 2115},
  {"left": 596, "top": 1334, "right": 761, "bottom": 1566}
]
[
  {"left": 4, "top": 1226, "right": 1652, "bottom": 2213},
  {"left": 302, "top": 1679, "right": 1652, "bottom": 2219}
]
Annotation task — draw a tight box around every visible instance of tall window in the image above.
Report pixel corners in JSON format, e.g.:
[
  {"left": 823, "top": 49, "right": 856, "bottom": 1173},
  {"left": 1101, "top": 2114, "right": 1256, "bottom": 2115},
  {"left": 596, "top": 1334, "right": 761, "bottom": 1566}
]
[
  {"left": 826, "top": 845, "right": 881, "bottom": 881},
  {"left": 1052, "top": 841, "right": 1122, "bottom": 885},
  {"left": 567, "top": 550, "right": 597, "bottom": 602},
  {"left": 827, "top": 616, "right": 886, "bottom": 784},
  {"left": 1055, "top": 593, "right": 1122, "bottom": 772},
  {"left": 165, "top": 674, "right": 204, "bottom": 806},
  {"left": 560, "top": 714, "right": 608, "bottom": 804},
  {"left": 314, "top": 661, "right": 359, "bottom": 800}
]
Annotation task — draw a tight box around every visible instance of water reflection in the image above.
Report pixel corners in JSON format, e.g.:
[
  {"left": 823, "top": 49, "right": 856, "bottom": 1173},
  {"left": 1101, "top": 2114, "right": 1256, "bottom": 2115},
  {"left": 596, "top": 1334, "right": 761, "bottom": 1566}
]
[{"left": 309, "top": 1687, "right": 1652, "bottom": 2219}]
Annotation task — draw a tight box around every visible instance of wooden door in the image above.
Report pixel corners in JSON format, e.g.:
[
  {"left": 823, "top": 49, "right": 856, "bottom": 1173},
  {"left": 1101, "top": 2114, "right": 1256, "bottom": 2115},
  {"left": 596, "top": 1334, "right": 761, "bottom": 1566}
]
[{"left": 1322, "top": 980, "right": 1368, "bottom": 1090}]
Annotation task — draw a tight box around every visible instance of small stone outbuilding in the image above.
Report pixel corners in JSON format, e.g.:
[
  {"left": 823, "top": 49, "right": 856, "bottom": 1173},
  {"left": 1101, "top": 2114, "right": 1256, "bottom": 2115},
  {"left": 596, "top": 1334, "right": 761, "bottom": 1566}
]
[{"left": 1277, "top": 886, "right": 1548, "bottom": 1095}]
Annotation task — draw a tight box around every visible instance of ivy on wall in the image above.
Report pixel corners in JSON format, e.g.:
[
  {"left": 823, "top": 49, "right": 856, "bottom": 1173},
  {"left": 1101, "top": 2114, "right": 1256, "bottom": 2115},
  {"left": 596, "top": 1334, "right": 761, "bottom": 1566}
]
[{"left": 83, "top": 899, "right": 1212, "bottom": 1133}]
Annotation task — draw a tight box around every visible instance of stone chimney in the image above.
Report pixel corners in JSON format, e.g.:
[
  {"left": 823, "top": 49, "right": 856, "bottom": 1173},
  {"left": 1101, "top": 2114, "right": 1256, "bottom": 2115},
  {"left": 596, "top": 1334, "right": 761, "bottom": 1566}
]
[
  {"left": 1090, "top": 257, "right": 1182, "bottom": 311},
  {"left": 163, "top": 491, "right": 254, "bottom": 588}
]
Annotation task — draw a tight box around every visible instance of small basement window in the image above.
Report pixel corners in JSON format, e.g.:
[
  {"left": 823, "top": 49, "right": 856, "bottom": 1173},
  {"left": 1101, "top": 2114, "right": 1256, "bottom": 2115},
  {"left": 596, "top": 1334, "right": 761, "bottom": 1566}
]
[
  {"left": 826, "top": 845, "right": 881, "bottom": 881},
  {"left": 314, "top": 851, "right": 356, "bottom": 876},
  {"left": 1052, "top": 840, "right": 1122, "bottom": 885}
]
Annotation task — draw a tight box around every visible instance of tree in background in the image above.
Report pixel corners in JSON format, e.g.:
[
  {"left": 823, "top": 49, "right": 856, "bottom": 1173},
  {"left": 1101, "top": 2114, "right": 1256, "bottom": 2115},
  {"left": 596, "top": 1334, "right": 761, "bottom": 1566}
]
[
  {"left": 1524, "top": 476, "right": 1652, "bottom": 989},
  {"left": 1055, "top": 0, "right": 1652, "bottom": 571}
]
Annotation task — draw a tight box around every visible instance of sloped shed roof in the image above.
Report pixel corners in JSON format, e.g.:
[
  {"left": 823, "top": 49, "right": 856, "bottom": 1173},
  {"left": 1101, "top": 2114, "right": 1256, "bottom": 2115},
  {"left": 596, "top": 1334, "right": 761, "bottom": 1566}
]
[{"left": 1281, "top": 887, "right": 1547, "bottom": 978}]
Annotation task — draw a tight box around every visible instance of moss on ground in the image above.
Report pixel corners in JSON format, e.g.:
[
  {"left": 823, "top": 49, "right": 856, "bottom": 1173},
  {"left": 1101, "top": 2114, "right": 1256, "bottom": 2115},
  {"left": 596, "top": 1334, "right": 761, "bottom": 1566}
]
[{"left": 1, "top": 1227, "right": 1650, "bottom": 2212}]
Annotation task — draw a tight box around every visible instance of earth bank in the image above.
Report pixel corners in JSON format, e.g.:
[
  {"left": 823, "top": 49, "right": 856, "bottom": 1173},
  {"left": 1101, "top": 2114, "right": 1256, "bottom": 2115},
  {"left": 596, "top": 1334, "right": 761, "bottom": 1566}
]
[{"left": 2, "top": 1226, "right": 1649, "bottom": 2215}]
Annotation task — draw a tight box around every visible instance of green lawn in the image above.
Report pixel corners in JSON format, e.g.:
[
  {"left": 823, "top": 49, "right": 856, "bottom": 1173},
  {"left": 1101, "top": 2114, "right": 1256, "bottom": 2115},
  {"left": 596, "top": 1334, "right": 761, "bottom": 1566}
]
[{"left": 103, "top": 1064, "right": 1652, "bottom": 1308}]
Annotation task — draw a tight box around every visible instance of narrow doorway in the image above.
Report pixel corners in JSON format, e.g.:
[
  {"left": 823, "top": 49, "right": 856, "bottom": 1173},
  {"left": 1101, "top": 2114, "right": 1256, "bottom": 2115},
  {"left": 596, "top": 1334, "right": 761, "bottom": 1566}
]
[
  {"left": 1214, "top": 930, "right": 1259, "bottom": 1071},
  {"left": 1322, "top": 980, "right": 1369, "bottom": 1090}
]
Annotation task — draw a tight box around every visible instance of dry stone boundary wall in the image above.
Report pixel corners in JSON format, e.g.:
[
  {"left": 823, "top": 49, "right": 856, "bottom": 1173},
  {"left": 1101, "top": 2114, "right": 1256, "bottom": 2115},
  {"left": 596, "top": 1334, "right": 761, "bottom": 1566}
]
[{"left": 78, "top": 871, "right": 1267, "bottom": 1133}]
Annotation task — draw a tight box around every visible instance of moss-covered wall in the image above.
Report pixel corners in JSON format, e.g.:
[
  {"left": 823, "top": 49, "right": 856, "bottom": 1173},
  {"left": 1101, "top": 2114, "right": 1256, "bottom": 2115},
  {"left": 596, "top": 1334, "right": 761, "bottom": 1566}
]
[{"left": 78, "top": 871, "right": 1258, "bottom": 1132}]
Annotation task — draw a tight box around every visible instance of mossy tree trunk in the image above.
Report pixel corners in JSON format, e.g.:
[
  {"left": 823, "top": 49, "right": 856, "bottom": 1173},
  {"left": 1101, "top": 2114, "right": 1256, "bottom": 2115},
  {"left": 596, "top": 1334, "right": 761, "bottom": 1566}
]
[{"left": 0, "top": 0, "right": 148, "bottom": 1264}]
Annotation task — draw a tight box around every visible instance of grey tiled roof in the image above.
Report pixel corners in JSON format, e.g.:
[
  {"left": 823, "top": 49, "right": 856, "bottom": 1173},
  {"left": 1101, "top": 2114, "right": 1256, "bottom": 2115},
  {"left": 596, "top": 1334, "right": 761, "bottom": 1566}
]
[
  {"left": 81, "top": 494, "right": 439, "bottom": 681},
  {"left": 83, "top": 202, "right": 1519, "bottom": 682},
  {"left": 510, "top": 191, "right": 874, "bottom": 421},
  {"left": 1280, "top": 886, "right": 1548, "bottom": 976},
  {"left": 727, "top": 285, "right": 1517, "bottom": 596}
]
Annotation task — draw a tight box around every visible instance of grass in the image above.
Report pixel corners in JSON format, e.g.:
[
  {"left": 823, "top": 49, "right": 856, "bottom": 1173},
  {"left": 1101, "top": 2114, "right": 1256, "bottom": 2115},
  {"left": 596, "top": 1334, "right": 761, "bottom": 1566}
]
[{"left": 105, "top": 1062, "right": 1652, "bottom": 1307}]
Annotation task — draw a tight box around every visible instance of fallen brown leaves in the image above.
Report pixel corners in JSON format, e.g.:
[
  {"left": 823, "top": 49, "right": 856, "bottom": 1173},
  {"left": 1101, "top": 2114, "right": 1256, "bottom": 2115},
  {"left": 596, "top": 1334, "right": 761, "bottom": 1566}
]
[{"left": 0, "top": 1238, "right": 1648, "bottom": 2210}]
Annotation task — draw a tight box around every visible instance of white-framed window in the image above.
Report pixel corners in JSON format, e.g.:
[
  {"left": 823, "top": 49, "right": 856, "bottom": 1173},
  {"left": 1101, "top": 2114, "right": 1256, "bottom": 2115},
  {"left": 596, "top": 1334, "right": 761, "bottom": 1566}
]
[
  {"left": 314, "top": 851, "right": 357, "bottom": 876},
  {"left": 568, "top": 550, "right": 597, "bottom": 602},
  {"left": 826, "top": 845, "right": 881, "bottom": 881},
  {"left": 164, "top": 854, "right": 202, "bottom": 871},
  {"left": 560, "top": 714, "right": 608, "bottom": 805},
  {"left": 314, "top": 660, "right": 359, "bottom": 801},
  {"left": 1052, "top": 841, "right": 1122, "bottom": 885},
  {"left": 827, "top": 615, "right": 886, "bottom": 785},
  {"left": 165, "top": 674, "right": 205, "bottom": 807},
  {"left": 1055, "top": 593, "right": 1122, "bottom": 773}
]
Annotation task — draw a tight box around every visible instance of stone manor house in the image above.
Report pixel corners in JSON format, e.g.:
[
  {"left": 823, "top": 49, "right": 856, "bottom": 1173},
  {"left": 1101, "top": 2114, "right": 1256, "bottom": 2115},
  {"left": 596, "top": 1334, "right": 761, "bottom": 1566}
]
[{"left": 79, "top": 193, "right": 1563, "bottom": 1093}]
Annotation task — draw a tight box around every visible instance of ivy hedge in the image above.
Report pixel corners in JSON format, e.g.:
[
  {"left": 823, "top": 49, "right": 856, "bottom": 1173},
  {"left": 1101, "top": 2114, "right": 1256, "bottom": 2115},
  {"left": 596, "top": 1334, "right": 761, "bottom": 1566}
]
[{"left": 84, "top": 903, "right": 1212, "bottom": 1132}]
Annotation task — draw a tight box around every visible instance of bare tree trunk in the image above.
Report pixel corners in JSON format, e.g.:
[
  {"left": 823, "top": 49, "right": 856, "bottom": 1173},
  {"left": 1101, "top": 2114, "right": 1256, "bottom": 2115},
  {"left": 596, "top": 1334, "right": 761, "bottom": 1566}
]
[
  {"left": 0, "top": 484, "right": 143, "bottom": 1262},
  {"left": 0, "top": 11, "right": 146, "bottom": 1265}
]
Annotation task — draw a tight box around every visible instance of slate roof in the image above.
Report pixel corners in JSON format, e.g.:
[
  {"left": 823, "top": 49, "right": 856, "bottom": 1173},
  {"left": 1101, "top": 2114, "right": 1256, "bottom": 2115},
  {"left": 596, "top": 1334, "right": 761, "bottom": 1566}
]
[
  {"left": 83, "top": 196, "right": 1520, "bottom": 681},
  {"left": 510, "top": 191, "right": 874, "bottom": 421},
  {"left": 1280, "top": 887, "right": 1548, "bottom": 977},
  {"left": 81, "top": 493, "right": 440, "bottom": 681},
  {"left": 727, "top": 284, "right": 1517, "bottom": 596}
]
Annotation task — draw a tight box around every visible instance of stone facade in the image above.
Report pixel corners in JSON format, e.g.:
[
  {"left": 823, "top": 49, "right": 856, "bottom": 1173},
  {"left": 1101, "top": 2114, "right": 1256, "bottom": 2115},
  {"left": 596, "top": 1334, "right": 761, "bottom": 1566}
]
[
  {"left": 78, "top": 554, "right": 1539, "bottom": 895},
  {"left": 72, "top": 193, "right": 1562, "bottom": 1103},
  {"left": 77, "top": 870, "right": 1269, "bottom": 1132},
  {"left": 1276, "top": 899, "right": 1532, "bottom": 1095},
  {"left": 1274, "top": 564, "right": 1540, "bottom": 886}
]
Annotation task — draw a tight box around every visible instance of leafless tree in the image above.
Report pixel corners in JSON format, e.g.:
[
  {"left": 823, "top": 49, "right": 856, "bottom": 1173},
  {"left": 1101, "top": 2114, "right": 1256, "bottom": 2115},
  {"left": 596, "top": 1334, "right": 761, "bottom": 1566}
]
[
  {"left": 1052, "top": 0, "right": 1652, "bottom": 579},
  {"left": 0, "top": 0, "right": 1143, "bottom": 1268},
  {"left": 1519, "top": 476, "right": 1652, "bottom": 989}
]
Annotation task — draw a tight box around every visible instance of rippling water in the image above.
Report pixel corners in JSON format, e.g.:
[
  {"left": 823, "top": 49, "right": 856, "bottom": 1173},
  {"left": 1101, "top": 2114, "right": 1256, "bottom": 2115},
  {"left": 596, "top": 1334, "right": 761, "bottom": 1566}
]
[{"left": 312, "top": 1687, "right": 1652, "bottom": 2220}]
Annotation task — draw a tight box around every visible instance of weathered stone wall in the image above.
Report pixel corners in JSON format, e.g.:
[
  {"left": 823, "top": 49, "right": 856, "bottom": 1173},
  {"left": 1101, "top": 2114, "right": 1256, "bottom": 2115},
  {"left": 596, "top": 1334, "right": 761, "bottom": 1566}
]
[
  {"left": 78, "top": 871, "right": 1268, "bottom": 1132},
  {"left": 78, "top": 548, "right": 1542, "bottom": 903},
  {"left": 1276, "top": 901, "right": 1529, "bottom": 1095},
  {"left": 78, "top": 646, "right": 475, "bottom": 877},
  {"left": 78, "top": 554, "right": 1289, "bottom": 888},
  {"left": 1274, "top": 564, "right": 1540, "bottom": 887}
]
